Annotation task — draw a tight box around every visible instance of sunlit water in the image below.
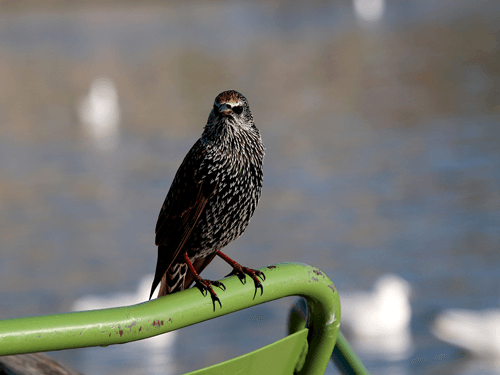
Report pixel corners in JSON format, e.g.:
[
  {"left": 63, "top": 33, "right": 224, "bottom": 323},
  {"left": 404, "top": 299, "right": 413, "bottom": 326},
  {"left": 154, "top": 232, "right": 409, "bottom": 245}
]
[{"left": 0, "top": 1, "right": 499, "bottom": 374}]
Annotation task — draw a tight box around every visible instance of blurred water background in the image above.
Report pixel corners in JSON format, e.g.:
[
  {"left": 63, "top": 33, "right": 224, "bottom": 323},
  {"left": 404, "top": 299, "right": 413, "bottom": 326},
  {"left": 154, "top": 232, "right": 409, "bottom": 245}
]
[{"left": 0, "top": 0, "right": 499, "bottom": 374}]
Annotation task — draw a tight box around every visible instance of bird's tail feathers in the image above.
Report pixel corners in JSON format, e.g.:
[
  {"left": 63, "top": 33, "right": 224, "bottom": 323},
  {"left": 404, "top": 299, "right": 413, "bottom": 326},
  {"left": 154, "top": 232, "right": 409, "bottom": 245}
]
[{"left": 156, "top": 263, "right": 188, "bottom": 298}]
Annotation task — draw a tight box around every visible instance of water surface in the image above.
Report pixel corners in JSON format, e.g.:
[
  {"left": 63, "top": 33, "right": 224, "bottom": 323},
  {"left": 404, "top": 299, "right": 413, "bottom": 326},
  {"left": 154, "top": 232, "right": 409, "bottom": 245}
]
[{"left": 0, "top": 1, "right": 499, "bottom": 374}]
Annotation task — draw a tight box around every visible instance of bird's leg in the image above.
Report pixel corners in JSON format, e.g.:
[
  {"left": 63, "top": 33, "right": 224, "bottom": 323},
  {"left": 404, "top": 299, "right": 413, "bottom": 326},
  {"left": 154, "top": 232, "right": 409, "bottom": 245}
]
[
  {"left": 217, "top": 251, "right": 265, "bottom": 298},
  {"left": 183, "top": 253, "right": 225, "bottom": 310}
]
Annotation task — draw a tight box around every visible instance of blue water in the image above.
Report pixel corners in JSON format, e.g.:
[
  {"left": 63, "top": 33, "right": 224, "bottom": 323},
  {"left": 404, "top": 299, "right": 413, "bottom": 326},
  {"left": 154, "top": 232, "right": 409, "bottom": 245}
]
[{"left": 0, "top": 1, "right": 499, "bottom": 374}]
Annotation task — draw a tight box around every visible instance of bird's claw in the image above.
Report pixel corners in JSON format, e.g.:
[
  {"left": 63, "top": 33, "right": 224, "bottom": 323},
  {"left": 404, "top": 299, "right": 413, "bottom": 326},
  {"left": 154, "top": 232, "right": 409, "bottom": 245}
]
[
  {"left": 254, "top": 269, "right": 265, "bottom": 282},
  {"left": 225, "top": 268, "right": 247, "bottom": 284},
  {"left": 211, "top": 294, "right": 222, "bottom": 311},
  {"left": 226, "top": 266, "right": 265, "bottom": 298},
  {"left": 212, "top": 280, "right": 226, "bottom": 291},
  {"left": 253, "top": 280, "right": 264, "bottom": 299},
  {"left": 195, "top": 279, "right": 225, "bottom": 310}
]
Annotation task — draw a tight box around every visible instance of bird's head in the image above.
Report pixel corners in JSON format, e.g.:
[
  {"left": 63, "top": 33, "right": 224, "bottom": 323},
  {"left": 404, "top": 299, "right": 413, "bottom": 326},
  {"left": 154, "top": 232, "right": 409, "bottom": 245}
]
[
  {"left": 202, "top": 90, "right": 260, "bottom": 143},
  {"left": 211, "top": 90, "right": 250, "bottom": 123}
]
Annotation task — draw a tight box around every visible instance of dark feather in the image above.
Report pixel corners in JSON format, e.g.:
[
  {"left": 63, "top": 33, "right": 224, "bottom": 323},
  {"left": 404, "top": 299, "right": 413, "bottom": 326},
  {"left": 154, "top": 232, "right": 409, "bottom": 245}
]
[
  {"left": 149, "top": 140, "right": 217, "bottom": 299},
  {"left": 150, "top": 90, "right": 265, "bottom": 302}
]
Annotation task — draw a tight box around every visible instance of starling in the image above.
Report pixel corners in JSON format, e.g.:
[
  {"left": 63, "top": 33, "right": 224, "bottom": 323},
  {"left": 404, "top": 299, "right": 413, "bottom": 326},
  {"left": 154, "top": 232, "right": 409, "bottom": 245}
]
[{"left": 149, "top": 90, "right": 265, "bottom": 309}]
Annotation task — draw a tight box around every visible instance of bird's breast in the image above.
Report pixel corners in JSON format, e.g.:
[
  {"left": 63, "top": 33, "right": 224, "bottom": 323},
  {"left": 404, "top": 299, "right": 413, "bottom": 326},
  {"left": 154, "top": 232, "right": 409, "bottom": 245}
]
[{"left": 190, "top": 143, "right": 263, "bottom": 252}]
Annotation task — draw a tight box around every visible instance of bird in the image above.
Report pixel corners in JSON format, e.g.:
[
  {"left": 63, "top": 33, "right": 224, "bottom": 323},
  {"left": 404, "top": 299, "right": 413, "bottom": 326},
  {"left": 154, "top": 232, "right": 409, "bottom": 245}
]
[
  {"left": 432, "top": 307, "right": 500, "bottom": 359},
  {"left": 149, "top": 90, "right": 265, "bottom": 309},
  {"left": 74, "top": 274, "right": 156, "bottom": 312},
  {"left": 340, "top": 274, "right": 412, "bottom": 336},
  {"left": 339, "top": 274, "right": 413, "bottom": 360},
  {"left": 77, "top": 76, "right": 120, "bottom": 152}
]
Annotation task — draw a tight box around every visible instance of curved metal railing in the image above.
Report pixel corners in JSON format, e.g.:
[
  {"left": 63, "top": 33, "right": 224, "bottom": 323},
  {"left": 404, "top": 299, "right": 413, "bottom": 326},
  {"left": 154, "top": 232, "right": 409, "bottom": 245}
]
[{"left": 0, "top": 263, "right": 345, "bottom": 375}]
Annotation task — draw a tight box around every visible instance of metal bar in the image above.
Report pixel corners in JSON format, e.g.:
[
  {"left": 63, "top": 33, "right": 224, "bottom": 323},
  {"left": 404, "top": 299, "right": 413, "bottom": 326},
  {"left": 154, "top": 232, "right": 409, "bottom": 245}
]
[
  {"left": 332, "top": 331, "right": 371, "bottom": 375},
  {"left": 0, "top": 262, "right": 340, "bottom": 375},
  {"left": 288, "top": 296, "right": 371, "bottom": 375}
]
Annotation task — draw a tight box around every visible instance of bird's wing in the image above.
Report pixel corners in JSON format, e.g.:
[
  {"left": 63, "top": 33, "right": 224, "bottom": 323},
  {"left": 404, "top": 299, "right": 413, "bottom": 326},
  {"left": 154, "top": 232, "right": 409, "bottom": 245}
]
[{"left": 149, "top": 140, "right": 217, "bottom": 299}]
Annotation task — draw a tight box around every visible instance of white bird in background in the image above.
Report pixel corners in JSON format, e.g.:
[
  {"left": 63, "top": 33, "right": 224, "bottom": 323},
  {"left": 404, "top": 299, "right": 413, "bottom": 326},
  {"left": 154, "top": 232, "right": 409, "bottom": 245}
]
[
  {"left": 353, "top": 0, "right": 385, "bottom": 22},
  {"left": 73, "top": 274, "right": 154, "bottom": 312},
  {"left": 78, "top": 76, "right": 120, "bottom": 152},
  {"left": 340, "top": 274, "right": 413, "bottom": 361},
  {"left": 72, "top": 274, "right": 177, "bottom": 375},
  {"left": 432, "top": 308, "right": 500, "bottom": 359}
]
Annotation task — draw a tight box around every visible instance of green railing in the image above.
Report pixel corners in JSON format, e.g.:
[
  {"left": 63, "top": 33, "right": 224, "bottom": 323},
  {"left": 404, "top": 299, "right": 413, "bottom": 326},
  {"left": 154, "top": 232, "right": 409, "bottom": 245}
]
[
  {"left": 288, "top": 296, "right": 370, "bottom": 375},
  {"left": 0, "top": 262, "right": 369, "bottom": 374}
]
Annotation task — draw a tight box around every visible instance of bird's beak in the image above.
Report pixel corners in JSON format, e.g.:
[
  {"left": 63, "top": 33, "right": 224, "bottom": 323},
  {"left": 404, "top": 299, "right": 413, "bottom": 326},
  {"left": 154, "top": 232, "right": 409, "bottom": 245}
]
[{"left": 218, "top": 104, "right": 232, "bottom": 115}]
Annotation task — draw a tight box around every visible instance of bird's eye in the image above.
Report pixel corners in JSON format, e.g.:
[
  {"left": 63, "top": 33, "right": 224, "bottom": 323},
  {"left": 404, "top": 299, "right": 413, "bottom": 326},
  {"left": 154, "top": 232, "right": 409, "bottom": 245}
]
[{"left": 232, "top": 105, "right": 243, "bottom": 115}]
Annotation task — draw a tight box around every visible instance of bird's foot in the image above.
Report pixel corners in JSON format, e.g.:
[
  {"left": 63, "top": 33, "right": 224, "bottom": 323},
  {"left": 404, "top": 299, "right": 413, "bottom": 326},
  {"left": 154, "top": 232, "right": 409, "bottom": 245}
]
[
  {"left": 194, "top": 278, "right": 226, "bottom": 311},
  {"left": 225, "top": 266, "right": 265, "bottom": 298},
  {"left": 217, "top": 251, "right": 265, "bottom": 299},
  {"left": 183, "top": 253, "right": 225, "bottom": 310}
]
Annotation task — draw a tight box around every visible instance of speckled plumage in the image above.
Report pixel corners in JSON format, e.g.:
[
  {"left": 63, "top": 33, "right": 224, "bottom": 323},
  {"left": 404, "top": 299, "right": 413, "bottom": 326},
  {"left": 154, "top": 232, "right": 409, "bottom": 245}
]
[{"left": 150, "top": 90, "right": 265, "bottom": 304}]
